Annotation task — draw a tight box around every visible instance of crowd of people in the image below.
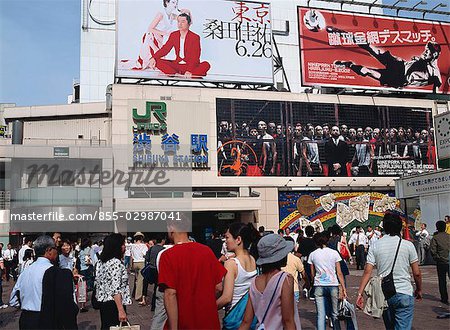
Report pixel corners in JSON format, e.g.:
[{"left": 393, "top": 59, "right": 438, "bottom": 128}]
[
  {"left": 0, "top": 213, "right": 449, "bottom": 329},
  {"left": 218, "top": 120, "right": 436, "bottom": 176}
]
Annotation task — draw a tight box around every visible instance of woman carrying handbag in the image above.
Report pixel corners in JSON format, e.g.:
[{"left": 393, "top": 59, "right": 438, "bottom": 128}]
[{"left": 94, "top": 234, "right": 132, "bottom": 330}]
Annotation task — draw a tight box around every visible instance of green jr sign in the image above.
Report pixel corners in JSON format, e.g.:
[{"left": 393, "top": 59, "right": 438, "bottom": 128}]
[{"left": 132, "top": 102, "right": 167, "bottom": 134}]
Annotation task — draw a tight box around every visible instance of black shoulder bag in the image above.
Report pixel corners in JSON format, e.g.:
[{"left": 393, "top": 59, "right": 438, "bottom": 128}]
[{"left": 381, "top": 237, "right": 401, "bottom": 300}]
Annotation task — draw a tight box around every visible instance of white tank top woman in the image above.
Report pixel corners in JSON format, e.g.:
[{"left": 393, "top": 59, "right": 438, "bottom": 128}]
[{"left": 229, "top": 257, "right": 257, "bottom": 310}]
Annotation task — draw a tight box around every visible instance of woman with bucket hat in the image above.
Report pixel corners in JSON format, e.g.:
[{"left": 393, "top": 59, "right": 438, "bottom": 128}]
[{"left": 239, "top": 234, "right": 302, "bottom": 329}]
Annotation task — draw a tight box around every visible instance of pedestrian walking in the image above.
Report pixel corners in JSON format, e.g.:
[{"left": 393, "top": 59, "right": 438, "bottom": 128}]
[
  {"left": 217, "top": 223, "right": 257, "bottom": 329},
  {"left": 94, "top": 233, "right": 132, "bottom": 330},
  {"left": 2, "top": 243, "right": 17, "bottom": 281},
  {"left": 78, "top": 238, "right": 94, "bottom": 292},
  {"left": 309, "top": 231, "right": 347, "bottom": 330},
  {"left": 415, "top": 223, "right": 430, "bottom": 265},
  {"left": 10, "top": 235, "right": 78, "bottom": 329},
  {"left": 239, "top": 234, "right": 302, "bottom": 330},
  {"left": 0, "top": 254, "right": 7, "bottom": 309},
  {"left": 297, "top": 225, "right": 317, "bottom": 299},
  {"left": 149, "top": 237, "right": 168, "bottom": 330},
  {"left": 348, "top": 227, "right": 368, "bottom": 270},
  {"left": 356, "top": 212, "right": 422, "bottom": 330},
  {"left": 124, "top": 237, "right": 132, "bottom": 271},
  {"left": 158, "top": 215, "right": 226, "bottom": 329},
  {"left": 430, "top": 220, "right": 450, "bottom": 304},
  {"left": 131, "top": 232, "right": 148, "bottom": 306},
  {"left": 17, "top": 238, "right": 33, "bottom": 272},
  {"left": 282, "top": 236, "right": 310, "bottom": 303}
]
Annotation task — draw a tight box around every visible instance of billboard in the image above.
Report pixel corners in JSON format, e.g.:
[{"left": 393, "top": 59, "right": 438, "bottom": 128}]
[
  {"left": 117, "top": 0, "right": 273, "bottom": 84},
  {"left": 298, "top": 7, "right": 450, "bottom": 93},
  {"left": 216, "top": 98, "right": 436, "bottom": 177},
  {"left": 278, "top": 191, "right": 413, "bottom": 234},
  {"left": 435, "top": 112, "right": 450, "bottom": 168}
]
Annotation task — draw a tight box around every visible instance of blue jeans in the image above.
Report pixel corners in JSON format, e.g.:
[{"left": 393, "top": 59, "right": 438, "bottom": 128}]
[
  {"left": 382, "top": 293, "right": 415, "bottom": 330},
  {"left": 124, "top": 256, "right": 131, "bottom": 269},
  {"left": 315, "top": 286, "right": 341, "bottom": 330}
]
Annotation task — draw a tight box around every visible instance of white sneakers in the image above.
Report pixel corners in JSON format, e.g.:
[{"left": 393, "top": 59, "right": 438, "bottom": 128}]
[{"left": 0, "top": 304, "right": 8, "bottom": 309}]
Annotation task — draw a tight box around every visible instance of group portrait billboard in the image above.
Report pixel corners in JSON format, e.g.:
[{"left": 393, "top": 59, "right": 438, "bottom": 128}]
[
  {"left": 117, "top": 0, "right": 273, "bottom": 84},
  {"left": 216, "top": 98, "right": 436, "bottom": 178},
  {"left": 298, "top": 7, "right": 450, "bottom": 94}
]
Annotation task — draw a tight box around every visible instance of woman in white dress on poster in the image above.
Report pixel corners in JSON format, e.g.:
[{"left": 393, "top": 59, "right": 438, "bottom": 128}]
[{"left": 121, "top": 0, "right": 192, "bottom": 70}]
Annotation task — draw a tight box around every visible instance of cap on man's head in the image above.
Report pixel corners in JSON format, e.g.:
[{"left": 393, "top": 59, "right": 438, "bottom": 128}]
[{"left": 427, "top": 42, "right": 441, "bottom": 54}]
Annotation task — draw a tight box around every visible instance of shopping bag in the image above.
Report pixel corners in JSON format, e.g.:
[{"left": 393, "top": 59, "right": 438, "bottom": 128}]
[
  {"left": 76, "top": 276, "right": 87, "bottom": 303},
  {"left": 110, "top": 321, "right": 140, "bottom": 330}
]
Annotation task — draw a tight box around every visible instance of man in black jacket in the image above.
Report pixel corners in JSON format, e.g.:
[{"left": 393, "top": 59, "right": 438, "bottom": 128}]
[
  {"left": 10, "top": 235, "right": 78, "bottom": 329},
  {"left": 325, "top": 126, "right": 349, "bottom": 176}
]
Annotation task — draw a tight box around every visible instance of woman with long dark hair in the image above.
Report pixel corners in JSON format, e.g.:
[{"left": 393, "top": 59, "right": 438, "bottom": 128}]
[
  {"left": 217, "top": 223, "right": 258, "bottom": 329},
  {"left": 95, "top": 234, "right": 131, "bottom": 329}
]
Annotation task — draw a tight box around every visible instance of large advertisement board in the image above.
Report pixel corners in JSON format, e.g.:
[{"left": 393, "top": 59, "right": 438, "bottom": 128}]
[
  {"left": 278, "top": 191, "right": 415, "bottom": 234},
  {"left": 298, "top": 7, "right": 450, "bottom": 93},
  {"left": 117, "top": 0, "right": 273, "bottom": 84},
  {"left": 216, "top": 98, "right": 436, "bottom": 177},
  {"left": 435, "top": 112, "right": 450, "bottom": 168}
]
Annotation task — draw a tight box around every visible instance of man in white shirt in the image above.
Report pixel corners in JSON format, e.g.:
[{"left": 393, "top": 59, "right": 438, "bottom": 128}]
[
  {"left": 415, "top": 223, "right": 430, "bottom": 265},
  {"left": 2, "top": 243, "right": 17, "bottom": 281},
  {"left": 366, "top": 225, "right": 381, "bottom": 250},
  {"left": 18, "top": 238, "right": 33, "bottom": 267},
  {"left": 10, "top": 236, "right": 58, "bottom": 328},
  {"left": 349, "top": 226, "right": 368, "bottom": 270}
]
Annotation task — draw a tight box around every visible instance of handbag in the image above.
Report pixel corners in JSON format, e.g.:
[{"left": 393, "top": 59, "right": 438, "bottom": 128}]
[
  {"left": 76, "top": 276, "right": 87, "bottom": 303},
  {"left": 256, "top": 273, "right": 284, "bottom": 330},
  {"left": 223, "top": 292, "right": 257, "bottom": 330},
  {"left": 110, "top": 321, "right": 140, "bottom": 330},
  {"left": 381, "top": 237, "right": 402, "bottom": 300},
  {"left": 339, "top": 241, "right": 350, "bottom": 260},
  {"left": 141, "top": 263, "right": 157, "bottom": 284},
  {"left": 91, "top": 264, "right": 100, "bottom": 310}
]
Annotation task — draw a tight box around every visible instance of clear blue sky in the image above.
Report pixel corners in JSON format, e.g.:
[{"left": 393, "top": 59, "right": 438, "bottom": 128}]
[
  {"left": 0, "top": 0, "right": 447, "bottom": 107},
  {"left": 0, "top": 0, "right": 80, "bottom": 106}
]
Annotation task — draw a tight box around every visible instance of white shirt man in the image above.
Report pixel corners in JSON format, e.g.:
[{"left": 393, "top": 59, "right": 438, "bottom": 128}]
[
  {"left": 366, "top": 227, "right": 381, "bottom": 249},
  {"left": 2, "top": 245, "right": 16, "bottom": 262},
  {"left": 415, "top": 224, "right": 430, "bottom": 265},
  {"left": 18, "top": 242, "right": 33, "bottom": 265},
  {"left": 349, "top": 230, "right": 368, "bottom": 248},
  {"left": 349, "top": 227, "right": 368, "bottom": 270}
]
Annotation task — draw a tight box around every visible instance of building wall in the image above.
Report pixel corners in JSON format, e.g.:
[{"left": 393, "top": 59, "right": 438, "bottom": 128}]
[{"left": 111, "top": 84, "right": 435, "bottom": 231}]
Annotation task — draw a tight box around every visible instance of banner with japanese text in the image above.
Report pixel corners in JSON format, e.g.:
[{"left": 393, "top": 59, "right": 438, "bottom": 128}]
[
  {"left": 298, "top": 7, "right": 450, "bottom": 93},
  {"left": 117, "top": 0, "right": 273, "bottom": 84}
]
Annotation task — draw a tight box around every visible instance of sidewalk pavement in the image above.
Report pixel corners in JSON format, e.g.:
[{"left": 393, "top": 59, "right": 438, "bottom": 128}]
[{"left": 1, "top": 265, "right": 448, "bottom": 329}]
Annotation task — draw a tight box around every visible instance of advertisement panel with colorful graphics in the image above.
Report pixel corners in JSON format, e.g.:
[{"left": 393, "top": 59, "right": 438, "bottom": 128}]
[
  {"left": 279, "top": 191, "right": 411, "bottom": 234},
  {"left": 298, "top": 7, "right": 449, "bottom": 93},
  {"left": 117, "top": 0, "right": 273, "bottom": 84}
]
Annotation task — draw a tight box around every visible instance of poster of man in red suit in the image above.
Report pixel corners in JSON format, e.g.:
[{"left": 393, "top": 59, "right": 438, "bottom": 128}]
[{"left": 150, "top": 13, "right": 210, "bottom": 79}]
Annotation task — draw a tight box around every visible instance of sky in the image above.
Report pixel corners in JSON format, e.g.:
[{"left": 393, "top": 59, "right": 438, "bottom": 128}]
[
  {"left": 0, "top": 0, "right": 80, "bottom": 106},
  {"left": 0, "top": 0, "right": 448, "bottom": 107}
]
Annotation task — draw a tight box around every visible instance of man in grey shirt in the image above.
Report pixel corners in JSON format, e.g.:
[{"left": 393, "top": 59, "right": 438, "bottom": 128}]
[{"left": 356, "top": 213, "right": 422, "bottom": 330}]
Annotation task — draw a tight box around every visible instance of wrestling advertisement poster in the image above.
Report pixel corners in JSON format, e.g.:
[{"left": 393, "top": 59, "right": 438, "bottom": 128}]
[
  {"left": 117, "top": 0, "right": 273, "bottom": 84},
  {"left": 298, "top": 7, "right": 449, "bottom": 93}
]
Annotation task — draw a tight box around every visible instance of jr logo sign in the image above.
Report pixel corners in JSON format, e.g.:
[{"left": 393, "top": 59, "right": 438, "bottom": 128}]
[{"left": 132, "top": 102, "right": 167, "bottom": 134}]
